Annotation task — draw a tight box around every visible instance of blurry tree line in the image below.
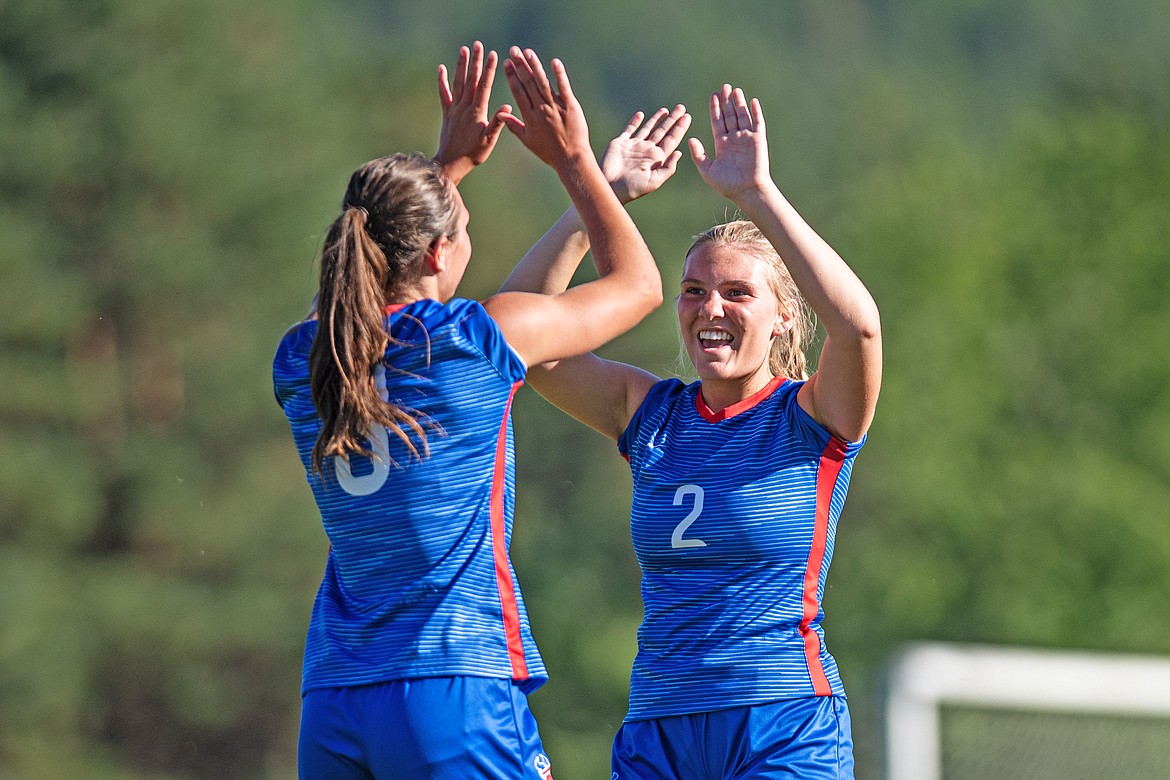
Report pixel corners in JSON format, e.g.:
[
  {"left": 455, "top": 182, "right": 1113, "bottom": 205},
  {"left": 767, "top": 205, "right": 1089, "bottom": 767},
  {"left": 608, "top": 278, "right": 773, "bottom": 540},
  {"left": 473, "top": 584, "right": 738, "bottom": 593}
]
[{"left": 1, "top": 0, "right": 1168, "bottom": 777}]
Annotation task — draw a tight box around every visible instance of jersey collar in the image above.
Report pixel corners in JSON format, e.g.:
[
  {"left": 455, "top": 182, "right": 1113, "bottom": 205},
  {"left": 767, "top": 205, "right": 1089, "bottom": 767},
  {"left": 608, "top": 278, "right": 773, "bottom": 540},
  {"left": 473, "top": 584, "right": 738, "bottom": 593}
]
[{"left": 695, "top": 376, "right": 787, "bottom": 423}]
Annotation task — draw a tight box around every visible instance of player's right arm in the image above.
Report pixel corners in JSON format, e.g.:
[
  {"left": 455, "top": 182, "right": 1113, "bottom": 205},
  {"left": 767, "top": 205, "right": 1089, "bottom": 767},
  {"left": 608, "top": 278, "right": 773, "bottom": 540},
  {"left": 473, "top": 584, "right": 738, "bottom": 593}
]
[
  {"left": 497, "top": 103, "right": 690, "bottom": 440},
  {"left": 481, "top": 48, "right": 663, "bottom": 370}
]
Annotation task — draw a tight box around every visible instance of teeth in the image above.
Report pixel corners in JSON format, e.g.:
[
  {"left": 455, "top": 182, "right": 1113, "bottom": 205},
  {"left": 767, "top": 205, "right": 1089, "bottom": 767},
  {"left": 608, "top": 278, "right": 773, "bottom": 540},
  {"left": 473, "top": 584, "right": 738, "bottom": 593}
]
[{"left": 699, "top": 330, "right": 732, "bottom": 342}]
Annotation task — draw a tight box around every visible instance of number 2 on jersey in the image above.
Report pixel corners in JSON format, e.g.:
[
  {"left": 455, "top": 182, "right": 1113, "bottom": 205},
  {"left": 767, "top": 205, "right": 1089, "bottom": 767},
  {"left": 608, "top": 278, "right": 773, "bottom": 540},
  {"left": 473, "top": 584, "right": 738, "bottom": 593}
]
[{"left": 671, "top": 484, "right": 708, "bottom": 549}]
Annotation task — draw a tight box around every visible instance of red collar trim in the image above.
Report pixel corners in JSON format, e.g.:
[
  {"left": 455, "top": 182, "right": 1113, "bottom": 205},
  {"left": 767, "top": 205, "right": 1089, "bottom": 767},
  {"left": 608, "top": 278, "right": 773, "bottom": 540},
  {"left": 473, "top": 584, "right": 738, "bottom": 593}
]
[
  {"left": 385, "top": 299, "right": 437, "bottom": 316},
  {"left": 696, "top": 376, "right": 786, "bottom": 422}
]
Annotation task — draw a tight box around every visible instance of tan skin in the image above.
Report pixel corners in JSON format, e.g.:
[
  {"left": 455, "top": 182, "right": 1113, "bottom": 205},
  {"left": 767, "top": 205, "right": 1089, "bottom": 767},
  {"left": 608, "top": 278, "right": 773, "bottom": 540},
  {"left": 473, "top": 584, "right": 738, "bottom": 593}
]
[
  {"left": 677, "top": 242, "right": 793, "bottom": 406},
  {"left": 504, "top": 84, "right": 881, "bottom": 444},
  {"left": 395, "top": 42, "right": 664, "bottom": 368}
]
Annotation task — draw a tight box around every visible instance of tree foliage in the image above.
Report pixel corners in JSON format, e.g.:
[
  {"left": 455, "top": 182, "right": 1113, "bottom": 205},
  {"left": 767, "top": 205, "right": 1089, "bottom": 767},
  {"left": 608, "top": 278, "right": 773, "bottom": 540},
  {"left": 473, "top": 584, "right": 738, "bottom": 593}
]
[{"left": 2, "top": 0, "right": 1168, "bottom": 777}]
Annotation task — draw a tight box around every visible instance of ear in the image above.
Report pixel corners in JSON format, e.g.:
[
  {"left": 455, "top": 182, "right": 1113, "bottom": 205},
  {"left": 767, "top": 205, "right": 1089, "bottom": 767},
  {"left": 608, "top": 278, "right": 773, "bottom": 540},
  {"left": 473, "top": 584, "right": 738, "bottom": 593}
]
[
  {"left": 772, "top": 304, "right": 796, "bottom": 338},
  {"left": 423, "top": 235, "right": 450, "bottom": 276}
]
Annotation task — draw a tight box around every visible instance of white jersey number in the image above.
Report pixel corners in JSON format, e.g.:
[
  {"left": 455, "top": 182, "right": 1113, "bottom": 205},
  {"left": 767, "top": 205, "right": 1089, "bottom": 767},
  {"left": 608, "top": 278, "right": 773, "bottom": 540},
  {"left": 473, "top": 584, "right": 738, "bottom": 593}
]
[
  {"left": 671, "top": 484, "right": 708, "bottom": 549},
  {"left": 336, "top": 364, "right": 392, "bottom": 496}
]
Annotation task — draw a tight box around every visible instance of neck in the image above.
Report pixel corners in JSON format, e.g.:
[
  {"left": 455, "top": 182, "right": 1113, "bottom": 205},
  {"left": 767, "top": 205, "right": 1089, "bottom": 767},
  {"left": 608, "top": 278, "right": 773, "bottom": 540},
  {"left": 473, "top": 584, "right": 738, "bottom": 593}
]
[
  {"left": 698, "top": 367, "right": 778, "bottom": 413},
  {"left": 387, "top": 279, "right": 440, "bottom": 306}
]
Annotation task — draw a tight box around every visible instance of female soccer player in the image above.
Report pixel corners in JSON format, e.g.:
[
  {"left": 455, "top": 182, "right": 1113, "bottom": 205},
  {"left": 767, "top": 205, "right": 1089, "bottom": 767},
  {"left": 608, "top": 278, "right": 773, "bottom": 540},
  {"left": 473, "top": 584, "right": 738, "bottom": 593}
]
[
  {"left": 502, "top": 84, "right": 882, "bottom": 779},
  {"left": 273, "top": 43, "right": 663, "bottom": 779}
]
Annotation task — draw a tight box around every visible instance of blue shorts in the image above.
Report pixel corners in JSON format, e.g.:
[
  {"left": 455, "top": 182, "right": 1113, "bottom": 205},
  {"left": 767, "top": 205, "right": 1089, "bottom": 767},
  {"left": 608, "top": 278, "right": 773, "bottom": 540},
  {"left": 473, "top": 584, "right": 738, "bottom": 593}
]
[
  {"left": 298, "top": 676, "right": 554, "bottom": 780},
  {"left": 611, "top": 696, "right": 854, "bottom": 780}
]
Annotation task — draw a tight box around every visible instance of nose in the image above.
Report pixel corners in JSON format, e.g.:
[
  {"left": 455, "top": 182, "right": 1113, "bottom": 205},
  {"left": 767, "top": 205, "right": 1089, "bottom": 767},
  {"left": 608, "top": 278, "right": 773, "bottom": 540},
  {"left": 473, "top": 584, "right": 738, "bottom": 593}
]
[{"left": 700, "top": 292, "right": 724, "bottom": 319}]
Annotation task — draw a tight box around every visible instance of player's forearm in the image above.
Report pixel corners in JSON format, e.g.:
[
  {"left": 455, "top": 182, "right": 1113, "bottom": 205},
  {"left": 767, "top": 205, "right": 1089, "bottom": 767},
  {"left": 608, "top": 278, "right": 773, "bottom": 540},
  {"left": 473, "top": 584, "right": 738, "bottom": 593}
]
[
  {"left": 734, "top": 182, "right": 880, "bottom": 344},
  {"left": 436, "top": 157, "right": 474, "bottom": 187},
  {"left": 556, "top": 155, "right": 660, "bottom": 301}
]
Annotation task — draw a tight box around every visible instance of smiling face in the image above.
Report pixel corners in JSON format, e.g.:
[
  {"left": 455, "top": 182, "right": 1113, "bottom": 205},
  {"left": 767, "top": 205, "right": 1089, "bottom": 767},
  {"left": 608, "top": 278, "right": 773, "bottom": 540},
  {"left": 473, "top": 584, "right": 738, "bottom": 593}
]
[{"left": 677, "top": 242, "right": 790, "bottom": 395}]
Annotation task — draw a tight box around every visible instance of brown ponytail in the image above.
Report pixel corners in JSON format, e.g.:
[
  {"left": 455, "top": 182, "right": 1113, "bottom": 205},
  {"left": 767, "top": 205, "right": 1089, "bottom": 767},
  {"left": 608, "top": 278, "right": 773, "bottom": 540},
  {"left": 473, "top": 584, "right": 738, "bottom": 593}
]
[{"left": 309, "top": 153, "right": 459, "bottom": 477}]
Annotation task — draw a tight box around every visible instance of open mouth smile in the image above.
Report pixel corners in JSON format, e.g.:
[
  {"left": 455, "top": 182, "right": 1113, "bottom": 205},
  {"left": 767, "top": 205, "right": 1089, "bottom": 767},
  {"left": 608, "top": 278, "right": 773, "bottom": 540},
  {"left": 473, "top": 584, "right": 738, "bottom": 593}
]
[{"left": 697, "top": 329, "right": 734, "bottom": 349}]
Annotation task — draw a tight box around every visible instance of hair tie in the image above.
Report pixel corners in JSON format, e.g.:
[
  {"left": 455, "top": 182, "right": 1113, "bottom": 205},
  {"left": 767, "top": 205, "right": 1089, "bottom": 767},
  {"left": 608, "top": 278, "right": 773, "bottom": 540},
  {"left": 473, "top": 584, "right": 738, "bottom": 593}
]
[{"left": 346, "top": 203, "right": 369, "bottom": 221}]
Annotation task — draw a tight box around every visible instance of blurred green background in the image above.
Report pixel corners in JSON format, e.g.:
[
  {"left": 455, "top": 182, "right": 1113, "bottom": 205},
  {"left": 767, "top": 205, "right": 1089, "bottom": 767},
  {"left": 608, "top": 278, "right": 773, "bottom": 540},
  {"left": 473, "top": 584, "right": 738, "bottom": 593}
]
[{"left": 2, "top": 0, "right": 1169, "bottom": 777}]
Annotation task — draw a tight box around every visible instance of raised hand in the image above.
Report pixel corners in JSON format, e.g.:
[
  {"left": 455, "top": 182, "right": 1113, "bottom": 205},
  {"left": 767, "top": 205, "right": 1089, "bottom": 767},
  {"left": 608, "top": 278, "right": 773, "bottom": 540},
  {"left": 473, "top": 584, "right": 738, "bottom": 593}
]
[
  {"left": 500, "top": 47, "right": 591, "bottom": 170},
  {"left": 435, "top": 41, "right": 512, "bottom": 185},
  {"left": 600, "top": 105, "right": 691, "bottom": 204},
  {"left": 688, "top": 84, "right": 771, "bottom": 202}
]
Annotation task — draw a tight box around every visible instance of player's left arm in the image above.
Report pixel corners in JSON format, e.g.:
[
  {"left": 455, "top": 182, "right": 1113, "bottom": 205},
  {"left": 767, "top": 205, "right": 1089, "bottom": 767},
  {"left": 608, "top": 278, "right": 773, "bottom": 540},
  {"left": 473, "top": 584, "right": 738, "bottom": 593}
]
[
  {"left": 745, "top": 181, "right": 881, "bottom": 443},
  {"left": 691, "top": 85, "right": 881, "bottom": 442}
]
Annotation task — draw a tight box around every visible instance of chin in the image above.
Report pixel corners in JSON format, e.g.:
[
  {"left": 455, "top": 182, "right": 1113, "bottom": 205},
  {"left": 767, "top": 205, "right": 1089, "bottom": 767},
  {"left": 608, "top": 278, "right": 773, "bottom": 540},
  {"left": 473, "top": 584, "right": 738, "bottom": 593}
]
[{"left": 695, "top": 364, "right": 737, "bottom": 382}]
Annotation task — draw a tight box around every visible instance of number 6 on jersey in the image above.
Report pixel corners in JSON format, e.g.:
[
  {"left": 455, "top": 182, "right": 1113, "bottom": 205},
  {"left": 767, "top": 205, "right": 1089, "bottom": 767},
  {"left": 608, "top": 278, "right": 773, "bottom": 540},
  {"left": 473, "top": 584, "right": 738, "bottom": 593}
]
[{"left": 671, "top": 484, "right": 708, "bottom": 549}]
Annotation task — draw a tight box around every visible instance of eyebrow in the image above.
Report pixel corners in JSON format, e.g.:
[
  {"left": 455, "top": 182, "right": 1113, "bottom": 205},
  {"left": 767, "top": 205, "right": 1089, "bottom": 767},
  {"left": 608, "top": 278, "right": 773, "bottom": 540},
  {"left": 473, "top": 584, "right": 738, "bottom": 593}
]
[{"left": 679, "top": 277, "right": 758, "bottom": 288}]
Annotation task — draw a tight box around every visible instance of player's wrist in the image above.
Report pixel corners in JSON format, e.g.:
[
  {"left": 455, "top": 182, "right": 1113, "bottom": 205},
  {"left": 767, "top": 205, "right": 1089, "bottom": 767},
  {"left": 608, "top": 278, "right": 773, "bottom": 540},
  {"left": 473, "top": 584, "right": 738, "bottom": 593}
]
[
  {"left": 435, "top": 155, "right": 474, "bottom": 186},
  {"left": 728, "top": 179, "right": 780, "bottom": 211}
]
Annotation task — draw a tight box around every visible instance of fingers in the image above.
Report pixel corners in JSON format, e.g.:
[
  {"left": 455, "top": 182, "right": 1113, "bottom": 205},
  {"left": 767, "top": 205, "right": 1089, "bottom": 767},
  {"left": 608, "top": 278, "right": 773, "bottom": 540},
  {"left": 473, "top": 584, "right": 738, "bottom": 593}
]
[
  {"left": 464, "top": 42, "right": 484, "bottom": 108},
  {"left": 468, "top": 41, "right": 484, "bottom": 86},
  {"left": 505, "top": 47, "right": 570, "bottom": 121},
  {"left": 437, "top": 64, "right": 453, "bottom": 109},
  {"left": 645, "top": 107, "right": 675, "bottom": 142},
  {"left": 625, "top": 105, "right": 690, "bottom": 153},
  {"left": 653, "top": 105, "right": 691, "bottom": 152},
  {"left": 512, "top": 47, "right": 551, "bottom": 103},
  {"left": 483, "top": 105, "right": 510, "bottom": 148},
  {"left": 549, "top": 57, "right": 582, "bottom": 115},
  {"left": 475, "top": 49, "right": 498, "bottom": 115},
  {"left": 663, "top": 112, "right": 693, "bottom": 152},
  {"left": 750, "top": 97, "right": 765, "bottom": 132},
  {"left": 502, "top": 64, "right": 526, "bottom": 117},
  {"left": 659, "top": 149, "right": 684, "bottom": 177},
  {"left": 688, "top": 136, "right": 708, "bottom": 168},
  {"left": 634, "top": 108, "right": 670, "bottom": 140},
  {"left": 731, "top": 87, "right": 752, "bottom": 131},
  {"left": 504, "top": 46, "right": 540, "bottom": 113},
  {"left": 710, "top": 89, "right": 725, "bottom": 135},
  {"left": 451, "top": 45, "right": 470, "bottom": 104},
  {"left": 499, "top": 111, "right": 526, "bottom": 140},
  {"left": 442, "top": 42, "right": 498, "bottom": 113},
  {"left": 527, "top": 51, "right": 555, "bottom": 104},
  {"left": 620, "top": 111, "right": 646, "bottom": 138},
  {"left": 490, "top": 104, "right": 514, "bottom": 134},
  {"left": 709, "top": 84, "right": 761, "bottom": 136}
]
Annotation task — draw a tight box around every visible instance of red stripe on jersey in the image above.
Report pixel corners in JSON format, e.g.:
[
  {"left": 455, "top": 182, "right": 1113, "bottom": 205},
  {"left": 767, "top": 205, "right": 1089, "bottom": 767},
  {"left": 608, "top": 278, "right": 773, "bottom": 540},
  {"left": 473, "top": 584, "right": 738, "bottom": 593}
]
[
  {"left": 695, "top": 376, "right": 786, "bottom": 422},
  {"left": 491, "top": 381, "right": 528, "bottom": 680},
  {"left": 800, "top": 435, "right": 849, "bottom": 696}
]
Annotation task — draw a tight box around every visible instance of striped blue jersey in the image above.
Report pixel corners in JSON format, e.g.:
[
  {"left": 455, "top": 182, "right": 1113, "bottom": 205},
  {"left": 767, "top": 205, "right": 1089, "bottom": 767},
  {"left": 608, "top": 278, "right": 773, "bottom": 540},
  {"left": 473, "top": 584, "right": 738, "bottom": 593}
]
[
  {"left": 273, "top": 298, "right": 546, "bottom": 694},
  {"left": 617, "top": 376, "right": 864, "bottom": 720}
]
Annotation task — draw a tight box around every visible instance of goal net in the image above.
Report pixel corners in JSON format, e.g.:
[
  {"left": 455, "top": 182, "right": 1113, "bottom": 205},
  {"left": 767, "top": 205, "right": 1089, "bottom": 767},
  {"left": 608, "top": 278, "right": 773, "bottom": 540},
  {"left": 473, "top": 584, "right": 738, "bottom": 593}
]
[{"left": 884, "top": 642, "right": 1170, "bottom": 780}]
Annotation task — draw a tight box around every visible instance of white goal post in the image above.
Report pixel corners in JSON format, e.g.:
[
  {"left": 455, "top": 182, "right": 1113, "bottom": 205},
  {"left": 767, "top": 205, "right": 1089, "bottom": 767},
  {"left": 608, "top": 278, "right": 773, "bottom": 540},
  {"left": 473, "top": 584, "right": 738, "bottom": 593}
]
[{"left": 884, "top": 642, "right": 1170, "bottom": 780}]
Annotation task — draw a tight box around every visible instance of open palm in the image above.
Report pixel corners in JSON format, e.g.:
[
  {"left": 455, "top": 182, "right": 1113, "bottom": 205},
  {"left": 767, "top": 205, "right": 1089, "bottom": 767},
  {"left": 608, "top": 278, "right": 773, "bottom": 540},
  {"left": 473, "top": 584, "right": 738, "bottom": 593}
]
[
  {"left": 600, "top": 105, "right": 691, "bottom": 204},
  {"left": 689, "top": 84, "right": 771, "bottom": 201}
]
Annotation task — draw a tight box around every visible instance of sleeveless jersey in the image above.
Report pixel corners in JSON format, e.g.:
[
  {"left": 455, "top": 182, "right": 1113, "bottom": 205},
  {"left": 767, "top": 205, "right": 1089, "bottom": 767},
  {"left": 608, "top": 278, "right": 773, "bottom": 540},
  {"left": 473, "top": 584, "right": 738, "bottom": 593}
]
[
  {"left": 617, "top": 376, "right": 864, "bottom": 721},
  {"left": 273, "top": 298, "right": 546, "bottom": 694}
]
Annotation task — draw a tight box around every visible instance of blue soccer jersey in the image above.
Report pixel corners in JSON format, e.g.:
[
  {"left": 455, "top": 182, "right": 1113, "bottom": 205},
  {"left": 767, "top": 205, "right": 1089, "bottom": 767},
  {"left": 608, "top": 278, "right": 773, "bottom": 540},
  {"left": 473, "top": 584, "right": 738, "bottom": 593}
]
[
  {"left": 617, "top": 376, "right": 864, "bottom": 721},
  {"left": 273, "top": 298, "right": 547, "bottom": 694}
]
